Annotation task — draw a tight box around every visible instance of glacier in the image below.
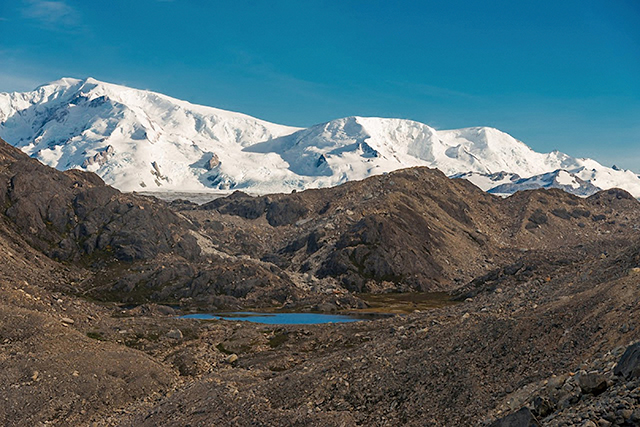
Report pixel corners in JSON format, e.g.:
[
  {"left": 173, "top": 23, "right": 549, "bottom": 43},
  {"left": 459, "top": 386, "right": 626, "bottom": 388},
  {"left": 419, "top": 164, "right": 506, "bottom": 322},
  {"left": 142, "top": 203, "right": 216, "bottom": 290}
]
[{"left": 1, "top": 77, "right": 639, "bottom": 197}]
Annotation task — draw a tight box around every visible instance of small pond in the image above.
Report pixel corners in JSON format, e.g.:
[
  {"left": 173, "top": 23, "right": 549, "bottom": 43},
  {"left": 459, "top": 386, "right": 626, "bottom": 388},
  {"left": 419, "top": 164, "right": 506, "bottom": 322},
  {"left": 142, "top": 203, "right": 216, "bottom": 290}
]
[{"left": 180, "top": 311, "right": 374, "bottom": 325}]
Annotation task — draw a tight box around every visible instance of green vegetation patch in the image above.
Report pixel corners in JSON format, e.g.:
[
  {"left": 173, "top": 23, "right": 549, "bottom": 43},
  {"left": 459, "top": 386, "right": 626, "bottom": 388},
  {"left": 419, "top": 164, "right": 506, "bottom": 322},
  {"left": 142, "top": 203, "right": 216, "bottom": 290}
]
[
  {"left": 86, "top": 331, "right": 106, "bottom": 341},
  {"left": 268, "top": 331, "right": 289, "bottom": 348}
]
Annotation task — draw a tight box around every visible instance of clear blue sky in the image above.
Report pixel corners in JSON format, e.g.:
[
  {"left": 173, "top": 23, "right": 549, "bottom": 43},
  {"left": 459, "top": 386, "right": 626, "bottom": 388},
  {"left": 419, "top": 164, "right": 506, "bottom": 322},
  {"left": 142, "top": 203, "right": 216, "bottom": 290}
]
[{"left": 1, "top": 0, "right": 639, "bottom": 169}]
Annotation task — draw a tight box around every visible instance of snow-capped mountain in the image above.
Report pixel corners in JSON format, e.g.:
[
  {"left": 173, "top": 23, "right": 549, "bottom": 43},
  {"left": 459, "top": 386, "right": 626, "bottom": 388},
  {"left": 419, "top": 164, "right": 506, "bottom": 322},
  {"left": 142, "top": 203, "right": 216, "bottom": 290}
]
[
  {"left": 1, "top": 77, "right": 639, "bottom": 197},
  {"left": 450, "top": 171, "right": 523, "bottom": 192},
  {"left": 0, "top": 77, "right": 299, "bottom": 191},
  {"left": 246, "top": 119, "right": 588, "bottom": 187},
  {"left": 454, "top": 170, "right": 602, "bottom": 197}
]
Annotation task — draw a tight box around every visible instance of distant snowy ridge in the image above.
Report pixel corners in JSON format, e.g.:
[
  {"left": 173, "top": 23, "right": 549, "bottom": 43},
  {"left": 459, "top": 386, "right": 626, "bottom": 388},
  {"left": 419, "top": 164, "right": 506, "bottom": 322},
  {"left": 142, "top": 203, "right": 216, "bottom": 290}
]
[
  {"left": 453, "top": 170, "right": 603, "bottom": 197},
  {"left": 1, "top": 77, "right": 639, "bottom": 197}
]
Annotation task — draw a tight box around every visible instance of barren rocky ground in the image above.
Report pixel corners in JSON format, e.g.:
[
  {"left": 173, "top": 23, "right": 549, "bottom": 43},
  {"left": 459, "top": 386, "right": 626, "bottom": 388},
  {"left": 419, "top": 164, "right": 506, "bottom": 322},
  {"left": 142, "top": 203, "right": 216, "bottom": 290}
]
[{"left": 1, "top": 138, "right": 639, "bottom": 426}]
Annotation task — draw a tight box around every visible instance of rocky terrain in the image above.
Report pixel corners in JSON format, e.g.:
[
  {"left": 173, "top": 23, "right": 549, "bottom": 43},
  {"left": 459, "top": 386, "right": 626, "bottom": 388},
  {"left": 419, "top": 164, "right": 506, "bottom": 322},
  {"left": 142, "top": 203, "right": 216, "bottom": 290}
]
[{"left": 0, "top": 137, "right": 639, "bottom": 426}]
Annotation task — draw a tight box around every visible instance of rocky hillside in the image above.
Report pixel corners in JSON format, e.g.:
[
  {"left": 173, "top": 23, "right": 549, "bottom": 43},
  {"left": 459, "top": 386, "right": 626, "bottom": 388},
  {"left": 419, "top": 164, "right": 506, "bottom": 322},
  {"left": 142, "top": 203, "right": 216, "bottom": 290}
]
[
  {"left": 0, "top": 136, "right": 639, "bottom": 425},
  {"left": 0, "top": 136, "right": 199, "bottom": 262},
  {"left": 115, "top": 233, "right": 640, "bottom": 426},
  {"left": 179, "top": 167, "right": 640, "bottom": 297},
  {"left": 1, "top": 135, "right": 639, "bottom": 311},
  {"left": 0, "top": 165, "right": 177, "bottom": 425}
]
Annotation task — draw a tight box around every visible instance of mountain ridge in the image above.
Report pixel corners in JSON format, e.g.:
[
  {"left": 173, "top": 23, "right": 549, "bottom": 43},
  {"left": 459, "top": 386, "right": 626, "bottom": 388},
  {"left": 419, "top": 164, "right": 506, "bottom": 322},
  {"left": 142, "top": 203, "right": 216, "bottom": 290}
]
[{"left": 1, "top": 77, "right": 639, "bottom": 196}]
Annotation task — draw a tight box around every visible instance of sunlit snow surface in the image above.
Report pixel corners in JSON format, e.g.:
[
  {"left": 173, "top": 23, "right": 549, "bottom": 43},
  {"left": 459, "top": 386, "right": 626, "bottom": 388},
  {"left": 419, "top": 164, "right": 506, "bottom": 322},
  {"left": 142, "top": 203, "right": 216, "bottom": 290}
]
[
  {"left": 1, "top": 77, "right": 639, "bottom": 197},
  {"left": 453, "top": 169, "right": 603, "bottom": 197}
]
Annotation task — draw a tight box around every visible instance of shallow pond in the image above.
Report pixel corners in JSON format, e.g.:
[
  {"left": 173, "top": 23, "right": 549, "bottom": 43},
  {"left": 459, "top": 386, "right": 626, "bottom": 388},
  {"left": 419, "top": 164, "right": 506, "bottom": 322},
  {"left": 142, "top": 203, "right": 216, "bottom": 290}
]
[{"left": 180, "top": 311, "right": 374, "bottom": 325}]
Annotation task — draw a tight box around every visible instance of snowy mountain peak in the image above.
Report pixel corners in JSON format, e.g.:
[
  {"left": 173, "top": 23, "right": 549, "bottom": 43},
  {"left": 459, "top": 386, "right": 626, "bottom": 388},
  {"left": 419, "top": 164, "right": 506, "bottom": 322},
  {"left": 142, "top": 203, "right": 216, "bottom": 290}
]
[
  {"left": 488, "top": 169, "right": 602, "bottom": 197},
  {"left": 0, "top": 77, "right": 639, "bottom": 197},
  {"left": 0, "top": 77, "right": 300, "bottom": 191}
]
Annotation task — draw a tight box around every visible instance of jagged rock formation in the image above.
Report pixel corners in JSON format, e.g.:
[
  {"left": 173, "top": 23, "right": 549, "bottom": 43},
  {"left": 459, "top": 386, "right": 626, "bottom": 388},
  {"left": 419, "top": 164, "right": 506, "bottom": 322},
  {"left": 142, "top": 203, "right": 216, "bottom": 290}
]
[{"left": 81, "top": 144, "right": 114, "bottom": 167}]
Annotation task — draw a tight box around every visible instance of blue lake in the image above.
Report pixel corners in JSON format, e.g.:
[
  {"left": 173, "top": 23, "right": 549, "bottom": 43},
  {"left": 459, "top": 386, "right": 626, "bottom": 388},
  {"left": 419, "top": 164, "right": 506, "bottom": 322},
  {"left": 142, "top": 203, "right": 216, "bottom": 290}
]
[{"left": 180, "top": 311, "right": 372, "bottom": 325}]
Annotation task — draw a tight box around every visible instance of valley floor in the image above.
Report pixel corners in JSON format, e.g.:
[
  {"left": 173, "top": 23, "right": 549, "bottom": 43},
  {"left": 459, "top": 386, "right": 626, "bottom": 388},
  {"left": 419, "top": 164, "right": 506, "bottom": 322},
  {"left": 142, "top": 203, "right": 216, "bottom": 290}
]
[{"left": 2, "top": 240, "right": 640, "bottom": 426}]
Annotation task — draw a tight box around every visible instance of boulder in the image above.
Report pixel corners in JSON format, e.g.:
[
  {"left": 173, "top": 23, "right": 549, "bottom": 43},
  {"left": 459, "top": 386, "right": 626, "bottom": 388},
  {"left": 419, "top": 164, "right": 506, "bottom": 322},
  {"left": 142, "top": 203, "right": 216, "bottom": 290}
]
[
  {"left": 613, "top": 342, "right": 640, "bottom": 379},
  {"left": 531, "top": 396, "right": 554, "bottom": 418},
  {"left": 166, "top": 329, "right": 183, "bottom": 340},
  {"left": 578, "top": 372, "right": 608, "bottom": 395}
]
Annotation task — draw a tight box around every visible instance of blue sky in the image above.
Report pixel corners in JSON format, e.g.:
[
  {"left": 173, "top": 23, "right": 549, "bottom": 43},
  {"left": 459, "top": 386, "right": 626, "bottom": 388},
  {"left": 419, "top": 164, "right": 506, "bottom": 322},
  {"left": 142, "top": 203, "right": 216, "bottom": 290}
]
[{"left": 1, "top": 0, "right": 639, "bottom": 169}]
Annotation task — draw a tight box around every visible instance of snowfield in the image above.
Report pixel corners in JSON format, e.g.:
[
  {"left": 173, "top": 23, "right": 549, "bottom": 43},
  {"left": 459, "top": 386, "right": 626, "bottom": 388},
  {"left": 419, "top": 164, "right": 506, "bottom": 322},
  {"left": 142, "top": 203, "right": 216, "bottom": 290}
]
[{"left": 1, "top": 77, "right": 639, "bottom": 197}]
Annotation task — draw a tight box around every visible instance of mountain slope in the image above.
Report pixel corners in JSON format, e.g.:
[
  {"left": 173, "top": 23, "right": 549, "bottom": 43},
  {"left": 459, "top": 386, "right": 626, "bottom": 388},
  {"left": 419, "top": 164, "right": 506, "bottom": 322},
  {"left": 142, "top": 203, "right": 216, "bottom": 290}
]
[
  {"left": 185, "top": 168, "right": 640, "bottom": 295},
  {"left": 454, "top": 169, "right": 603, "bottom": 197},
  {"left": 488, "top": 169, "right": 602, "bottom": 196},
  {"left": 248, "top": 119, "right": 640, "bottom": 195},
  {"left": 0, "top": 78, "right": 299, "bottom": 191},
  {"left": 1, "top": 78, "right": 639, "bottom": 196}
]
